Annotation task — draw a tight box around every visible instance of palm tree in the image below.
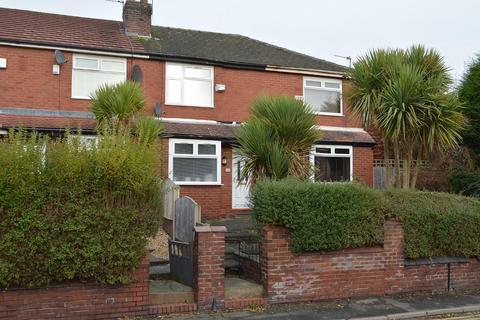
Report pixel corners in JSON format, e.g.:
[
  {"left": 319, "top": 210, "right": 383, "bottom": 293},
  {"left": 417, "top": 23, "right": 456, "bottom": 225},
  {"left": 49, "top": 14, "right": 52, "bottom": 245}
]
[
  {"left": 90, "top": 81, "right": 145, "bottom": 129},
  {"left": 90, "top": 81, "right": 163, "bottom": 144},
  {"left": 235, "top": 96, "right": 319, "bottom": 185},
  {"left": 349, "top": 45, "right": 465, "bottom": 189}
]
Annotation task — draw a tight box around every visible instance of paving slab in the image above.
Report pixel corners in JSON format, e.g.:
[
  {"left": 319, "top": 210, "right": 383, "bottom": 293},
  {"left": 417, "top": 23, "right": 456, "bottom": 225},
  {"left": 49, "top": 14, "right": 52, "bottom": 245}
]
[
  {"left": 225, "top": 276, "right": 263, "bottom": 299},
  {"left": 156, "top": 293, "right": 480, "bottom": 320}
]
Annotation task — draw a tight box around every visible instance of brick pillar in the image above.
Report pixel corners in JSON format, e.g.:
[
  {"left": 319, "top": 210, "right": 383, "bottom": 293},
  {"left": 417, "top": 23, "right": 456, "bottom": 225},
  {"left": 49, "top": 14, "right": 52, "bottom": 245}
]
[
  {"left": 194, "top": 225, "right": 226, "bottom": 311},
  {"left": 384, "top": 220, "right": 405, "bottom": 294},
  {"left": 261, "top": 225, "right": 291, "bottom": 304}
]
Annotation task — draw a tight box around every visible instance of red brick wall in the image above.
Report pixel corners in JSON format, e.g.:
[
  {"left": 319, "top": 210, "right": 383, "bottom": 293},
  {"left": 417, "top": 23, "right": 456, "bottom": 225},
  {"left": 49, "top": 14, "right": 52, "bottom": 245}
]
[
  {"left": 0, "top": 45, "right": 373, "bottom": 218},
  {"left": 0, "top": 256, "right": 150, "bottom": 320},
  {"left": 162, "top": 142, "right": 373, "bottom": 219},
  {"left": 194, "top": 225, "right": 226, "bottom": 311},
  {"left": 0, "top": 46, "right": 362, "bottom": 129},
  {"left": 353, "top": 146, "right": 373, "bottom": 186},
  {"left": 261, "top": 221, "right": 480, "bottom": 304}
]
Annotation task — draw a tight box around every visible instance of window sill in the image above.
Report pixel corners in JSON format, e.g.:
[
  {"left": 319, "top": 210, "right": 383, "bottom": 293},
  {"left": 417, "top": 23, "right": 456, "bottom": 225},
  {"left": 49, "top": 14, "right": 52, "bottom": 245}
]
[
  {"left": 72, "top": 96, "right": 91, "bottom": 100},
  {"left": 315, "top": 112, "right": 344, "bottom": 117},
  {"left": 174, "top": 182, "right": 223, "bottom": 186},
  {"left": 165, "top": 103, "right": 215, "bottom": 109}
]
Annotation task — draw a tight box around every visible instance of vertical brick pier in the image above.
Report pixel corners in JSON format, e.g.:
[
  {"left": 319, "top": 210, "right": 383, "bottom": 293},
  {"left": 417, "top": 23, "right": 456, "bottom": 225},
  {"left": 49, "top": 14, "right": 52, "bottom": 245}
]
[{"left": 193, "top": 225, "right": 227, "bottom": 311}]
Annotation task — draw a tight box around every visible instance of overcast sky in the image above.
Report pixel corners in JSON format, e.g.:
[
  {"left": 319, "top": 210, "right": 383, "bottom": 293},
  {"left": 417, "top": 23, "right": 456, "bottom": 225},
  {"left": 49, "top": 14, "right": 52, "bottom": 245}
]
[{"left": 1, "top": 0, "right": 478, "bottom": 82}]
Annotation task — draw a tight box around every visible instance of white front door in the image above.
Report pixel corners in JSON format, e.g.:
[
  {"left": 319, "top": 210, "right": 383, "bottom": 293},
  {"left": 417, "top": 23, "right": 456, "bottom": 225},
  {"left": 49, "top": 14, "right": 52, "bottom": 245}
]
[{"left": 232, "top": 154, "right": 250, "bottom": 209}]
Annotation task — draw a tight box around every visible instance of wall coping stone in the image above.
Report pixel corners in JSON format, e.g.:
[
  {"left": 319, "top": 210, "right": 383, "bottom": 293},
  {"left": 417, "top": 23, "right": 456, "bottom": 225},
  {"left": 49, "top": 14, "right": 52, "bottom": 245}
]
[{"left": 195, "top": 225, "right": 227, "bottom": 233}]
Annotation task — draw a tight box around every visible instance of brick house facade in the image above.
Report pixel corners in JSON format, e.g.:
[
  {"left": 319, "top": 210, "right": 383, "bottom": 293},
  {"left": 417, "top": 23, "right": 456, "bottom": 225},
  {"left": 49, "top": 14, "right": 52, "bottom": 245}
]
[{"left": 0, "top": 1, "right": 375, "bottom": 219}]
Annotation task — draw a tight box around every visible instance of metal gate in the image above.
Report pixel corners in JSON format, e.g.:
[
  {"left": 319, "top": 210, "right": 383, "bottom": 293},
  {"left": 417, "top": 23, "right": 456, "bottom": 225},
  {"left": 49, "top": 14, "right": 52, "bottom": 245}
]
[{"left": 168, "top": 239, "right": 193, "bottom": 287}]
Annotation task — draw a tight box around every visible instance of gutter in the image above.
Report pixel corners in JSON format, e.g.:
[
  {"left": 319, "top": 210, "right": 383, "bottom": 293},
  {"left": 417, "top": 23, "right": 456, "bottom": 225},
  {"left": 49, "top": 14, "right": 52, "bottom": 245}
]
[
  {"left": 0, "top": 39, "right": 149, "bottom": 59},
  {"left": 146, "top": 52, "right": 266, "bottom": 71},
  {"left": 266, "top": 65, "right": 347, "bottom": 78}
]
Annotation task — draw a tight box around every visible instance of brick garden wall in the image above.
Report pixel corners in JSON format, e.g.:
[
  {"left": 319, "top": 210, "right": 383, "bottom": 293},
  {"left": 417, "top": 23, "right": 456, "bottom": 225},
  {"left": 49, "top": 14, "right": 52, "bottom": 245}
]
[
  {"left": 261, "top": 221, "right": 480, "bottom": 304},
  {"left": 0, "top": 256, "right": 150, "bottom": 320}
]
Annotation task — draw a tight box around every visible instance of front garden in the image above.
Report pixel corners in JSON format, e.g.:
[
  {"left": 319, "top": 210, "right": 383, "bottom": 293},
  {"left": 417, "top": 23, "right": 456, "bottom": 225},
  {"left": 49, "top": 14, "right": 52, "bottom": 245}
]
[
  {"left": 0, "top": 130, "right": 162, "bottom": 289},
  {"left": 252, "top": 179, "right": 480, "bottom": 259}
]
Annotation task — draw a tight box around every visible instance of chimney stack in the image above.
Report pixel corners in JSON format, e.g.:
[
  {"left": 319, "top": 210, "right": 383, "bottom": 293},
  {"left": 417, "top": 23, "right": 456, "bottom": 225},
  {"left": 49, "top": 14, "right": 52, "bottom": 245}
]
[{"left": 123, "top": 0, "right": 152, "bottom": 37}]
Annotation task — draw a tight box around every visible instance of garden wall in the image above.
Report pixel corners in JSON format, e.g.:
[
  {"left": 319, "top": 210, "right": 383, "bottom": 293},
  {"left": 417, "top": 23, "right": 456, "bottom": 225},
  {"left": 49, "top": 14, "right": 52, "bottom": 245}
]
[
  {"left": 0, "top": 257, "right": 150, "bottom": 320},
  {"left": 261, "top": 220, "right": 480, "bottom": 304}
]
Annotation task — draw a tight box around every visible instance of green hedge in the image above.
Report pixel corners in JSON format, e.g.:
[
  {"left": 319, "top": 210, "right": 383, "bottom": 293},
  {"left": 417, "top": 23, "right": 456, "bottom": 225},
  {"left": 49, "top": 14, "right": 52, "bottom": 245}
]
[
  {"left": 449, "top": 166, "right": 480, "bottom": 198},
  {"left": 385, "top": 189, "right": 480, "bottom": 259},
  {"left": 252, "top": 179, "right": 480, "bottom": 258},
  {"left": 0, "top": 131, "right": 162, "bottom": 288},
  {"left": 252, "top": 179, "right": 385, "bottom": 253}
]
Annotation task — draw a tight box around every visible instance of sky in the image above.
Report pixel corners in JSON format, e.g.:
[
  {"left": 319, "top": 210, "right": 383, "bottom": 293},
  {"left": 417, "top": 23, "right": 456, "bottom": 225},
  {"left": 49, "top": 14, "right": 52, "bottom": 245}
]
[{"left": 0, "top": 0, "right": 478, "bottom": 83}]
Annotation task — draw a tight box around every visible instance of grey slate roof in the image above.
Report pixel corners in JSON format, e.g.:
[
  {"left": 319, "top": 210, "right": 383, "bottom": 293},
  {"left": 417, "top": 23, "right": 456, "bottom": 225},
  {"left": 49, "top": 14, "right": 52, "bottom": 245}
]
[
  {"left": 0, "top": 7, "right": 347, "bottom": 73},
  {"left": 143, "top": 26, "right": 348, "bottom": 72}
]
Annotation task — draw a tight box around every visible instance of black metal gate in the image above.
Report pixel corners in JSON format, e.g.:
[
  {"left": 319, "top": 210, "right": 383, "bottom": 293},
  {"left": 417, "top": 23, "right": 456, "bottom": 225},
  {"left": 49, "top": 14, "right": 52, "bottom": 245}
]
[{"left": 168, "top": 239, "right": 193, "bottom": 287}]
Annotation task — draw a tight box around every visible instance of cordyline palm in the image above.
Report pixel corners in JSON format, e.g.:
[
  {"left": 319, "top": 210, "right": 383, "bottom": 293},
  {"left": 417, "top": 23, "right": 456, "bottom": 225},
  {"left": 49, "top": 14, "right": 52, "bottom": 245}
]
[
  {"left": 348, "top": 45, "right": 465, "bottom": 189},
  {"left": 90, "top": 81, "right": 163, "bottom": 145},
  {"left": 235, "top": 96, "right": 319, "bottom": 186},
  {"left": 91, "top": 81, "right": 145, "bottom": 129}
]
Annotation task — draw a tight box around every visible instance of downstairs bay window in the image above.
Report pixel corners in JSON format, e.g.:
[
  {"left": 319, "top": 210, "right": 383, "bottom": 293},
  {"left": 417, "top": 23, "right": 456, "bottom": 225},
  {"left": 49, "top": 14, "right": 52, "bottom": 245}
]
[
  {"left": 168, "top": 139, "right": 221, "bottom": 185},
  {"left": 311, "top": 145, "right": 352, "bottom": 182}
]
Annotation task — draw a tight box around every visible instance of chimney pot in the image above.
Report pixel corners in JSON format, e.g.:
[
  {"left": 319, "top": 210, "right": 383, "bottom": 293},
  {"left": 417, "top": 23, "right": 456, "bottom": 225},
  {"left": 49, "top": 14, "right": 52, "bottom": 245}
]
[{"left": 123, "top": 0, "right": 152, "bottom": 37}]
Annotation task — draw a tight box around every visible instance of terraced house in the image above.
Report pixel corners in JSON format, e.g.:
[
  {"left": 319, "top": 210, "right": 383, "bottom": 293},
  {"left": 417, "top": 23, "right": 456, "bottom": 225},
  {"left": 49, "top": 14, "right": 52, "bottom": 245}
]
[{"left": 0, "top": 0, "right": 375, "bottom": 219}]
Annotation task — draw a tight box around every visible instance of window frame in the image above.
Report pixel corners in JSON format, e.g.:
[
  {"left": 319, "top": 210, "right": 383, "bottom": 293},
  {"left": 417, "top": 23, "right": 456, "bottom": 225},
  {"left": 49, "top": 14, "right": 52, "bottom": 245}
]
[
  {"left": 168, "top": 138, "right": 222, "bottom": 185},
  {"left": 71, "top": 54, "right": 127, "bottom": 100},
  {"left": 310, "top": 144, "right": 353, "bottom": 182},
  {"left": 165, "top": 62, "right": 215, "bottom": 108},
  {"left": 303, "top": 77, "right": 343, "bottom": 116}
]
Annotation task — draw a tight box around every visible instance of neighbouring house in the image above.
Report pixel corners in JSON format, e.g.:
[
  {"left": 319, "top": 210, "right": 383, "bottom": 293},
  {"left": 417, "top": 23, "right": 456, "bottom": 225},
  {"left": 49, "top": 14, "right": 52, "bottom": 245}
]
[{"left": 0, "top": 0, "right": 375, "bottom": 219}]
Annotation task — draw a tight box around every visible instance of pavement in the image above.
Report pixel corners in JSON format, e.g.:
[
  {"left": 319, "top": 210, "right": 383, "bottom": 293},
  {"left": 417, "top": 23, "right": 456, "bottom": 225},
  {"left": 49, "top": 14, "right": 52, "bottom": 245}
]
[{"left": 151, "top": 293, "right": 480, "bottom": 320}]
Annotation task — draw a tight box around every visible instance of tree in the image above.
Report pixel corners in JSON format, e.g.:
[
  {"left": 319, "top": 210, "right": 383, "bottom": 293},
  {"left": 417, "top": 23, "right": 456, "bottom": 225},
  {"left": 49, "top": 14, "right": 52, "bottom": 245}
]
[
  {"left": 349, "top": 45, "right": 465, "bottom": 189},
  {"left": 90, "top": 81, "right": 163, "bottom": 144},
  {"left": 235, "top": 96, "right": 319, "bottom": 185},
  {"left": 458, "top": 54, "right": 480, "bottom": 166}
]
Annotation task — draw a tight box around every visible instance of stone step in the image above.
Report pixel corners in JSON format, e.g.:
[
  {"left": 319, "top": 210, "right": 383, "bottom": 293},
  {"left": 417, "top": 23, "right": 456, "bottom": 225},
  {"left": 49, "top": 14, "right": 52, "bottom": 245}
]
[
  {"left": 225, "top": 276, "right": 263, "bottom": 299},
  {"left": 149, "top": 280, "right": 194, "bottom": 305}
]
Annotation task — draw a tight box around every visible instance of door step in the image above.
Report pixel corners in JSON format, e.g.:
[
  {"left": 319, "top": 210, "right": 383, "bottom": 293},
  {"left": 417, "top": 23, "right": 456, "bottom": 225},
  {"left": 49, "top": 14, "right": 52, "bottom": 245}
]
[
  {"left": 225, "top": 276, "right": 263, "bottom": 299},
  {"left": 149, "top": 280, "right": 194, "bottom": 304}
]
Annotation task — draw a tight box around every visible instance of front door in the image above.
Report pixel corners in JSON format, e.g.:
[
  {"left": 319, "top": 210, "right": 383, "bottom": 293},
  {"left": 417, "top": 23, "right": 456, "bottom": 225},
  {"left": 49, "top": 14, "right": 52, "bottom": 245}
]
[{"left": 232, "top": 154, "right": 250, "bottom": 209}]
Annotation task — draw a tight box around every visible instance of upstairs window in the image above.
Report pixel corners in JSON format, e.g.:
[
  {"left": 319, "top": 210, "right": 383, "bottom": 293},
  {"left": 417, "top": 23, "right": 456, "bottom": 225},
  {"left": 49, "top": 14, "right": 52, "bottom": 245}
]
[
  {"left": 311, "top": 145, "right": 352, "bottom": 182},
  {"left": 169, "top": 139, "right": 221, "bottom": 185},
  {"left": 72, "top": 55, "right": 127, "bottom": 99},
  {"left": 303, "top": 77, "right": 342, "bottom": 115},
  {"left": 165, "top": 63, "right": 214, "bottom": 107}
]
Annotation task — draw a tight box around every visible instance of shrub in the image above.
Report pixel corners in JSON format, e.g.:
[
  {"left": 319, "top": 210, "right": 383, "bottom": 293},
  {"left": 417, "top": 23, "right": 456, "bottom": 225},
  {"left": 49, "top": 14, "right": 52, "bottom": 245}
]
[
  {"left": 253, "top": 179, "right": 480, "bottom": 259},
  {"left": 0, "top": 130, "right": 162, "bottom": 288},
  {"left": 385, "top": 189, "right": 480, "bottom": 259},
  {"left": 252, "top": 179, "right": 385, "bottom": 253},
  {"left": 449, "top": 166, "right": 480, "bottom": 197}
]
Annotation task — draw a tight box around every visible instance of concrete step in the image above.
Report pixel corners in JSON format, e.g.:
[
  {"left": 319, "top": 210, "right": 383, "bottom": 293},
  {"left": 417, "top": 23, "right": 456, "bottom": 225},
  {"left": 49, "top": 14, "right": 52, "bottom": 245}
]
[
  {"left": 225, "top": 276, "right": 263, "bottom": 299},
  {"left": 149, "top": 280, "right": 194, "bottom": 304}
]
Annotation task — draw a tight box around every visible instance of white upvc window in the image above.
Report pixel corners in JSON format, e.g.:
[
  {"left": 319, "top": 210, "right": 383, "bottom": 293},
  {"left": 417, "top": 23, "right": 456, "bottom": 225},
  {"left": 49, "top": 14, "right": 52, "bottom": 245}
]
[
  {"left": 69, "top": 135, "right": 99, "bottom": 150},
  {"left": 72, "top": 54, "right": 127, "bottom": 99},
  {"left": 310, "top": 145, "right": 353, "bottom": 182},
  {"left": 303, "top": 77, "right": 343, "bottom": 116},
  {"left": 168, "top": 139, "right": 221, "bottom": 185},
  {"left": 165, "top": 63, "right": 214, "bottom": 108}
]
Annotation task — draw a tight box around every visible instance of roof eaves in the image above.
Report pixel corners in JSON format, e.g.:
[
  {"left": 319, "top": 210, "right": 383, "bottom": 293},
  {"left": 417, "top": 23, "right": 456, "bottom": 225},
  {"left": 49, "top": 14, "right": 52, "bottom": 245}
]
[
  {"left": 266, "top": 65, "right": 348, "bottom": 77},
  {"left": 147, "top": 52, "right": 267, "bottom": 70},
  {"left": 0, "top": 38, "right": 149, "bottom": 58}
]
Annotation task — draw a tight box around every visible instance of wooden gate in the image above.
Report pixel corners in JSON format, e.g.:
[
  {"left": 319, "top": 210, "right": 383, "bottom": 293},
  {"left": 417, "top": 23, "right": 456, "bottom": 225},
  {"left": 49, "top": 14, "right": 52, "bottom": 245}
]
[{"left": 168, "top": 196, "right": 201, "bottom": 287}]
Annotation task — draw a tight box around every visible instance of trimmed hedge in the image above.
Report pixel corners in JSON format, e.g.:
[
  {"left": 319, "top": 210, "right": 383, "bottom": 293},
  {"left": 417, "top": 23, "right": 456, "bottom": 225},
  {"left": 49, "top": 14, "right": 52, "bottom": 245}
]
[
  {"left": 449, "top": 166, "right": 480, "bottom": 198},
  {"left": 0, "top": 131, "right": 162, "bottom": 288},
  {"left": 385, "top": 189, "right": 480, "bottom": 259},
  {"left": 252, "top": 179, "right": 385, "bottom": 253},
  {"left": 252, "top": 179, "right": 480, "bottom": 259}
]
